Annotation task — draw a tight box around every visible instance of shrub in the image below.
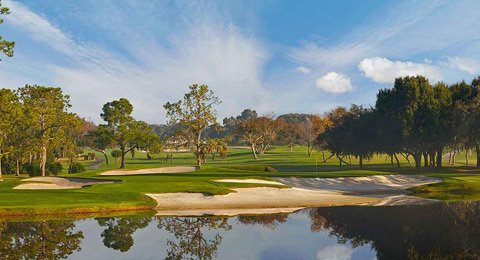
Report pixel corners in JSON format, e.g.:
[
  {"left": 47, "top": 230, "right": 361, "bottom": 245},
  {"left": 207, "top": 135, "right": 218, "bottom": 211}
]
[
  {"left": 48, "top": 162, "right": 63, "bottom": 175},
  {"left": 1, "top": 157, "right": 16, "bottom": 175},
  {"left": 26, "top": 164, "right": 46, "bottom": 177},
  {"left": 111, "top": 150, "right": 122, "bottom": 164},
  {"left": 88, "top": 152, "right": 96, "bottom": 160},
  {"left": 69, "top": 162, "right": 85, "bottom": 174}
]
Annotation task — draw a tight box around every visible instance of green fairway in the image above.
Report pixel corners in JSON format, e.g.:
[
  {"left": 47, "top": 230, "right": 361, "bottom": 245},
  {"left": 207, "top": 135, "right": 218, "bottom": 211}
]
[{"left": 1, "top": 145, "right": 480, "bottom": 216}]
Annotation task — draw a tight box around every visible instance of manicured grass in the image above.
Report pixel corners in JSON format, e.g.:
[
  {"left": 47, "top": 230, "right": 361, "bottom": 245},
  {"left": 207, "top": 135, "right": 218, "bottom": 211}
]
[{"left": 1, "top": 145, "right": 480, "bottom": 216}]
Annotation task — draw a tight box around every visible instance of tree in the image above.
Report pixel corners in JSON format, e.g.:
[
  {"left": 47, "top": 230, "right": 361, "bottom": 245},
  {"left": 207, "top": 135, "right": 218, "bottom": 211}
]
[
  {"left": 0, "top": 220, "right": 83, "bottom": 260},
  {"left": 130, "top": 121, "right": 162, "bottom": 160},
  {"left": 0, "top": 1, "right": 14, "bottom": 61},
  {"left": 222, "top": 109, "right": 258, "bottom": 144},
  {"left": 255, "top": 115, "right": 280, "bottom": 154},
  {"left": 164, "top": 84, "right": 221, "bottom": 167},
  {"left": 100, "top": 98, "right": 137, "bottom": 169},
  {"left": 58, "top": 114, "right": 85, "bottom": 172},
  {"left": 157, "top": 217, "right": 231, "bottom": 260},
  {"left": 91, "top": 125, "right": 114, "bottom": 165},
  {"left": 96, "top": 217, "right": 150, "bottom": 252},
  {"left": 431, "top": 82, "right": 454, "bottom": 168},
  {"left": 277, "top": 113, "right": 310, "bottom": 125},
  {"left": 0, "top": 89, "right": 21, "bottom": 179},
  {"left": 277, "top": 118, "right": 300, "bottom": 151},
  {"left": 111, "top": 150, "right": 121, "bottom": 164},
  {"left": 18, "top": 85, "right": 72, "bottom": 177},
  {"left": 375, "top": 76, "right": 436, "bottom": 172},
  {"left": 236, "top": 118, "right": 263, "bottom": 159},
  {"left": 299, "top": 114, "right": 330, "bottom": 156},
  {"left": 217, "top": 138, "right": 229, "bottom": 161}
]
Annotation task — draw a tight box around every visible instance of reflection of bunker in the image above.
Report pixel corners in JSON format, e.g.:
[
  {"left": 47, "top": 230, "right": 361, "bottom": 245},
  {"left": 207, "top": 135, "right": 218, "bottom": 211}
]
[{"left": 14, "top": 177, "right": 120, "bottom": 190}]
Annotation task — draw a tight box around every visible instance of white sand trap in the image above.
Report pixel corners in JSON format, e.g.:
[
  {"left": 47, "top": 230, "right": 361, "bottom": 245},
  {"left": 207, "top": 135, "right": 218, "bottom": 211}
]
[
  {"left": 214, "top": 179, "right": 286, "bottom": 186},
  {"left": 155, "top": 207, "right": 302, "bottom": 217},
  {"left": 146, "top": 187, "right": 379, "bottom": 210},
  {"left": 274, "top": 175, "right": 441, "bottom": 192},
  {"left": 14, "top": 177, "right": 119, "bottom": 190},
  {"left": 101, "top": 166, "right": 197, "bottom": 176}
]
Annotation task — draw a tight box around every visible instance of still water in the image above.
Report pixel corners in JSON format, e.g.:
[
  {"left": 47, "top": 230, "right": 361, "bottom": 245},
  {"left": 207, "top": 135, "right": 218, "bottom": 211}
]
[{"left": 1, "top": 201, "right": 479, "bottom": 260}]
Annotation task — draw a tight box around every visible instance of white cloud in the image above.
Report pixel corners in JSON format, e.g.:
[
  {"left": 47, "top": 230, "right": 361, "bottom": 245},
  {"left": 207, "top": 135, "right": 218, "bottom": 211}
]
[
  {"left": 316, "top": 245, "right": 353, "bottom": 260},
  {"left": 295, "top": 66, "right": 311, "bottom": 74},
  {"left": 358, "top": 57, "right": 443, "bottom": 83},
  {"left": 444, "top": 56, "right": 480, "bottom": 75},
  {"left": 1, "top": 1, "right": 271, "bottom": 123},
  {"left": 315, "top": 72, "right": 354, "bottom": 93}
]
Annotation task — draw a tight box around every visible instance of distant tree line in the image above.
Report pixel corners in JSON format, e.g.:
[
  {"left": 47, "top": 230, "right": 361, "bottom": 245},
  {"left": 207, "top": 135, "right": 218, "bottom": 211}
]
[
  {"left": 3, "top": 75, "right": 480, "bottom": 175},
  {"left": 319, "top": 75, "right": 480, "bottom": 171}
]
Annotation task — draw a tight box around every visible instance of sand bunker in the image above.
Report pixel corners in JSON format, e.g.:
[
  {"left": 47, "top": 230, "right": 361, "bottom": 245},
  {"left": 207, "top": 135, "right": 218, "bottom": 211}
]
[
  {"left": 14, "top": 177, "right": 119, "bottom": 190},
  {"left": 366, "top": 194, "right": 439, "bottom": 206},
  {"left": 274, "top": 175, "right": 441, "bottom": 193},
  {"left": 148, "top": 175, "right": 442, "bottom": 215},
  {"left": 147, "top": 187, "right": 379, "bottom": 210},
  {"left": 214, "top": 179, "right": 286, "bottom": 186},
  {"left": 101, "top": 166, "right": 197, "bottom": 176}
]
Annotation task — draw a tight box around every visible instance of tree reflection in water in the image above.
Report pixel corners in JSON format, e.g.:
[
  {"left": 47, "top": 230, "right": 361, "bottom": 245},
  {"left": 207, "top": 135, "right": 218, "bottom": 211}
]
[
  {"left": 236, "top": 213, "right": 289, "bottom": 229},
  {"left": 309, "top": 201, "right": 480, "bottom": 260},
  {"left": 0, "top": 220, "right": 83, "bottom": 260},
  {"left": 157, "top": 217, "right": 231, "bottom": 260},
  {"left": 96, "top": 217, "right": 150, "bottom": 252}
]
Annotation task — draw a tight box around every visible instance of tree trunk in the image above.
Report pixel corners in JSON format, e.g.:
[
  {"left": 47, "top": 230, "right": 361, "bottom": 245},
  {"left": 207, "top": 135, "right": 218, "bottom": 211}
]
[
  {"left": 16, "top": 158, "right": 20, "bottom": 176},
  {"left": 429, "top": 151, "right": 435, "bottom": 167},
  {"left": 120, "top": 145, "right": 126, "bottom": 169},
  {"left": 466, "top": 149, "right": 469, "bottom": 166},
  {"left": 147, "top": 153, "right": 152, "bottom": 160},
  {"left": 196, "top": 132, "right": 202, "bottom": 167},
  {"left": 448, "top": 150, "right": 452, "bottom": 164},
  {"left": 322, "top": 153, "right": 334, "bottom": 163},
  {"left": 289, "top": 145, "right": 293, "bottom": 152},
  {"left": 0, "top": 157, "right": 2, "bottom": 180},
  {"left": 393, "top": 153, "right": 400, "bottom": 168},
  {"left": 307, "top": 141, "right": 312, "bottom": 157},
  {"left": 359, "top": 155, "right": 363, "bottom": 169},
  {"left": 423, "top": 152, "right": 428, "bottom": 167},
  {"left": 250, "top": 144, "right": 258, "bottom": 160},
  {"left": 322, "top": 152, "right": 325, "bottom": 160},
  {"left": 101, "top": 151, "right": 109, "bottom": 165},
  {"left": 401, "top": 153, "right": 412, "bottom": 166},
  {"left": 476, "top": 144, "right": 480, "bottom": 168},
  {"left": 452, "top": 149, "right": 456, "bottom": 165},
  {"left": 40, "top": 141, "right": 47, "bottom": 176},
  {"left": 131, "top": 148, "right": 135, "bottom": 159},
  {"left": 414, "top": 153, "right": 422, "bottom": 172},
  {"left": 436, "top": 148, "right": 443, "bottom": 168},
  {"left": 390, "top": 154, "right": 394, "bottom": 165}
]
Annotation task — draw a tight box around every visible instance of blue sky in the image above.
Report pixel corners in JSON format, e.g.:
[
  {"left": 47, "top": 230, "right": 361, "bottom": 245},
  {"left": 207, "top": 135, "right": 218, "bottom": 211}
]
[{"left": 1, "top": 0, "right": 480, "bottom": 123}]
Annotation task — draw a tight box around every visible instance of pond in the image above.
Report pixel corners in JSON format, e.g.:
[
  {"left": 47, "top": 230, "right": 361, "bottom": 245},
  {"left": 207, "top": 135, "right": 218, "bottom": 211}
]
[{"left": 1, "top": 201, "right": 479, "bottom": 259}]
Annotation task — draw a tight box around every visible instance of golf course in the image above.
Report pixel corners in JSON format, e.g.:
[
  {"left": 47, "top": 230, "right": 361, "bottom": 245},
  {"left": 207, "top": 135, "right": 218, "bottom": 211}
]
[{"left": 1, "top": 144, "right": 479, "bottom": 217}]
